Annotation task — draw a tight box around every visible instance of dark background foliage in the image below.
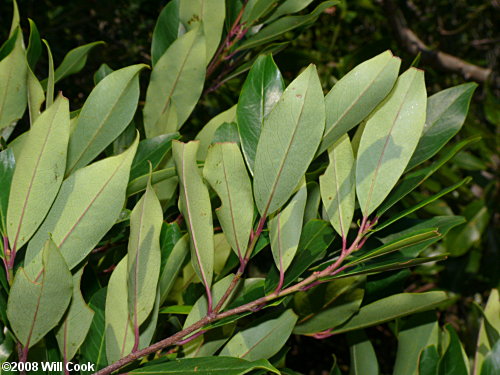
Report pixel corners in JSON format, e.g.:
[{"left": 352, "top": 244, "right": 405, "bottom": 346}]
[{"left": 1, "top": 0, "right": 498, "bottom": 373}]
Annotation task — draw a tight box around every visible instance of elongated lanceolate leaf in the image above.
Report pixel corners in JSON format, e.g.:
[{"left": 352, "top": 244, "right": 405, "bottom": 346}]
[
  {"left": 105, "top": 257, "right": 134, "bottom": 363},
  {"left": 474, "top": 289, "right": 500, "bottom": 374},
  {"left": 26, "top": 19, "right": 42, "bottom": 69},
  {"left": 0, "top": 30, "right": 27, "bottom": 131},
  {"left": 406, "top": 82, "right": 477, "bottom": 170},
  {"left": 7, "top": 240, "right": 72, "bottom": 349},
  {"left": 195, "top": 105, "right": 237, "bottom": 160},
  {"left": 356, "top": 68, "right": 427, "bottom": 216},
  {"left": 220, "top": 309, "right": 298, "bottom": 360},
  {"left": 127, "top": 167, "right": 176, "bottom": 197},
  {"left": 27, "top": 65, "right": 45, "bottom": 125},
  {"left": 159, "top": 232, "right": 188, "bottom": 304},
  {"left": 7, "top": 95, "right": 70, "bottom": 251},
  {"left": 43, "top": 40, "right": 55, "bottom": 108},
  {"left": 66, "top": 64, "right": 146, "bottom": 175},
  {"left": 144, "top": 27, "right": 206, "bottom": 136},
  {"left": 55, "top": 267, "right": 95, "bottom": 361},
  {"left": 129, "top": 357, "right": 280, "bottom": 375},
  {"left": 439, "top": 325, "right": 468, "bottom": 375},
  {"left": 151, "top": 0, "right": 182, "bottom": 66},
  {"left": 179, "top": 0, "right": 225, "bottom": 64},
  {"left": 80, "top": 288, "right": 107, "bottom": 373},
  {"left": 128, "top": 178, "right": 162, "bottom": 327},
  {"left": 319, "top": 50, "right": 401, "bottom": 155},
  {"left": 253, "top": 64, "right": 325, "bottom": 216},
  {"left": 330, "top": 291, "right": 448, "bottom": 334},
  {"left": 0, "top": 149, "right": 15, "bottom": 235},
  {"left": 237, "top": 54, "right": 284, "bottom": 174},
  {"left": 348, "top": 331, "right": 379, "bottom": 375},
  {"left": 172, "top": 141, "right": 214, "bottom": 292},
  {"left": 269, "top": 181, "right": 307, "bottom": 274},
  {"left": 320, "top": 135, "right": 355, "bottom": 238},
  {"left": 241, "top": 0, "right": 276, "bottom": 25},
  {"left": 24, "top": 136, "right": 138, "bottom": 274},
  {"left": 52, "top": 41, "right": 104, "bottom": 84},
  {"left": 267, "top": 0, "right": 315, "bottom": 22},
  {"left": 204, "top": 143, "right": 254, "bottom": 259}
]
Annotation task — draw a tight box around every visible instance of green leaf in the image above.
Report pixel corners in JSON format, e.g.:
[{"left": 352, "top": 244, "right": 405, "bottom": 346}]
[
  {"left": 127, "top": 177, "right": 162, "bottom": 329},
  {"left": 152, "top": 0, "right": 182, "bottom": 66},
  {"left": 393, "top": 312, "right": 438, "bottom": 375},
  {"left": 173, "top": 141, "right": 214, "bottom": 293},
  {"left": 129, "top": 357, "right": 280, "bottom": 375},
  {"left": 293, "top": 277, "right": 365, "bottom": 335},
  {"left": 66, "top": 64, "right": 146, "bottom": 175},
  {"left": 266, "top": 220, "right": 335, "bottom": 292},
  {"left": 253, "top": 64, "right": 325, "bottom": 216},
  {"left": 105, "top": 257, "right": 134, "bottom": 363},
  {"left": 159, "top": 231, "right": 188, "bottom": 304},
  {"left": 127, "top": 167, "right": 176, "bottom": 197},
  {"left": 320, "top": 135, "right": 356, "bottom": 238},
  {"left": 8, "top": 0, "right": 20, "bottom": 38},
  {"left": 304, "top": 181, "right": 321, "bottom": 223},
  {"left": 213, "top": 122, "right": 240, "bottom": 144},
  {"left": 237, "top": 54, "right": 284, "bottom": 175},
  {"left": 55, "top": 267, "right": 95, "bottom": 361},
  {"left": 179, "top": 0, "right": 225, "bottom": 64},
  {"left": 220, "top": 309, "right": 298, "bottom": 360},
  {"left": 43, "top": 40, "right": 55, "bottom": 108},
  {"left": 438, "top": 325, "right": 468, "bottom": 375},
  {"left": 7, "top": 239, "right": 72, "bottom": 348},
  {"left": 481, "top": 340, "right": 500, "bottom": 375},
  {"left": 0, "top": 30, "right": 27, "bottom": 131},
  {"left": 237, "top": 1, "right": 336, "bottom": 51},
  {"left": 330, "top": 291, "right": 449, "bottom": 334},
  {"left": 376, "top": 136, "right": 480, "bottom": 217},
  {"left": 348, "top": 330, "right": 379, "bottom": 375},
  {"left": 242, "top": 0, "right": 277, "bottom": 24},
  {"left": 7, "top": 95, "right": 70, "bottom": 251},
  {"left": 375, "top": 178, "right": 471, "bottom": 232},
  {"left": 0, "top": 29, "right": 19, "bottom": 62},
  {"left": 270, "top": 181, "right": 307, "bottom": 274},
  {"left": 0, "top": 148, "right": 15, "bottom": 235},
  {"left": 52, "top": 41, "right": 104, "bottom": 84},
  {"left": 356, "top": 68, "right": 427, "bottom": 216},
  {"left": 80, "top": 288, "right": 108, "bottom": 373},
  {"left": 195, "top": 105, "right": 237, "bottom": 160},
  {"left": 93, "top": 63, "right": 114, "bottom": 84},
  {"left": 204, "top": 143, "right": 254, "bottom": 259},
  {"left": 267, "top": 0, "right": 315, "bottom": 22},
  {"left": 318, "top": 50, "right": 401, "bottom": 155},
  {"left": 419, "top": 346, "right": 440, "bottom": 375},
  {"left": 144, "top": 26, "right": 206, "bottom": 136},
  {"left": 24, "top": 136, "right": 138, "bottom": 273},
  {"left": 474, "top": 289, "right": 500, "bottom": 374},
  {"left": 406, "top": 83, "right": 477, "bottom": 170},
  {"left": 27, "top": 64, "right": 45, "bottom": 125},
  {"left": 26, "top": 19, "right": 42, "bottom": 69},
  {"left": 130, "top": 133, "right": 179, "bottom": 181}
]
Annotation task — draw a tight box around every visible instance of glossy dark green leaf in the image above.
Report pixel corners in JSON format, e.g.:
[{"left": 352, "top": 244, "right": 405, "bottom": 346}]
[
  {"left": 253, "top": 64, "right": 325, "bottom": 216},
  {"left": 474, "top": 289, "right": 500, "bottom": 374},
  {"left": 151, "top": 0, "right": 182, "bottom": 66},
  {"left": 42, "top": 40, "right": 55, "bottom": 108},
  {"left": 236, "top": 54, "right": 284, "bottom": 175},
  {"left": 159, "top": 223, "right": 184, "bottom": 303},
  {"left": 267, "top": 0, "right": 315, "bottom": 22},
  {"left": 438, "top": 325, "right": 468, "bottom": 375},
  {"left": 348, "top": 331, "right": 379, "bottom": 375},
  {"left": 393, "top": 312, "right": 438, "bottom": 375},
  {"left": 127, "top": 167, "right": 177, "bottom": 197},
  {"left": 130, "top": 133, "right": 179, "bottom": 181},
  {"left": 237, "top": 1, "right": 336, "bottom": 51},
  {"left": 481, "top": 340, "right": 500, "bottom": 375},
  {"left": 80, "top": 288, "right": 108, "bottom": 373},
  {"left": 419, "top": 346, "right": 440, "bottom": 375},
  {"left": 0, "top": 149, "right": 15, "bottom": 235},
  {"left": 319, "top": 50, "right": 401, "bottom": 155},
  {"left": 376, "top": 136, "right": 479, "bottom": 217},
  {"left": 93, "top": 63, "right": 113, "bottom": 85},
  {"left": 375, "top": 178, "right": 470, "bottom": 232},
  {"left": 220, "top": 309, "right": 298, "bottom": 360},
  {"left": 330, "top": 291, "right": 448, "bottom": 334},
  {"left": 130, "top": 357, "right": 280, "bottom": 375},
  {"left": 242, "top": 0, "right": 277, "bottom": 24},
  {"left": 407, "top": 83, "right": 477, "bottom": 170},
  {"left": 213, "top": 122, "right": 240, "bottom": 144},
  {"left": 26, "top": 19, "right": 42, "bottom": 69},
  {"left": 356, "top": 68, "right": 427, "bottom": 216},
  {"left": 266, "top": 220, "right": 335, "bottom": 292},
  {"left": 0, "top": 29, "right": 18, "bottom": 61}
]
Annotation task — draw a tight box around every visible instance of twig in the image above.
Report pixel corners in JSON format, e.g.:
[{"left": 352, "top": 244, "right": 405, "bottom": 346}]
[{"left": 382, "top": 0, "right": 499, "bottom": 88}]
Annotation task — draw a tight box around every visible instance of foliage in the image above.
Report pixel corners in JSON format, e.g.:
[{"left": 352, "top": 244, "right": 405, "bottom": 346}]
[{"left": 0, "top": 1, "right": 498, "bottom": 374}]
